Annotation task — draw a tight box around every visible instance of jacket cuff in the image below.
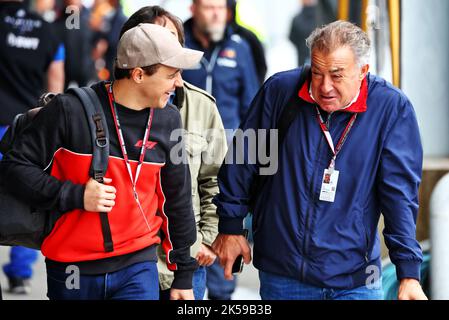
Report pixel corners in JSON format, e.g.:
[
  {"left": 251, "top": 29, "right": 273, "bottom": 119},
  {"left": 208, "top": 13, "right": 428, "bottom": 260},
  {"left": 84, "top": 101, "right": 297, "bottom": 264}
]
[
  {"left": 218, "top": 217, "right": 244, "bottom": 235},
  {"left": 172, "top": 270, "right": 194, "bottom": 290},
  {"left": 59, "top": 182, "right": 85, "bottom": 213},
  {"left": 395, "top": 260, "right": 422, "bottom": 281},
  {"left": 200, "top": 229, "right": 218, "bottom": 247}
]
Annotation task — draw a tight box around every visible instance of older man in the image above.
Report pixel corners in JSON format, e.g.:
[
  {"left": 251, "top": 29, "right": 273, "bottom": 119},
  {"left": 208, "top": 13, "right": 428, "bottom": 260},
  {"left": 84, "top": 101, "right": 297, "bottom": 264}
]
[{"left": 212, "top": 21, "right": 427, "bottom": 300}]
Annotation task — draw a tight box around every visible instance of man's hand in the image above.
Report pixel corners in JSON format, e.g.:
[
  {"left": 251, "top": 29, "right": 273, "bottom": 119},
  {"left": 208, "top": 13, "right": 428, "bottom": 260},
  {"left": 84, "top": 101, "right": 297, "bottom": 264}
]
[
  {"left": 83, "top": 177, "right": 116, "bottom": 212},
  {"left": 211, "top": 233, "right": 251, "bottom": 281},
  {"left": 196, "top": 244, "right": 217, "bottom": 267},
  {"left": 170, "top": 288, "right": 195, "bottom": 300},
  {"left": 398, "top": 278, "right": 428, "bottom": 300}
]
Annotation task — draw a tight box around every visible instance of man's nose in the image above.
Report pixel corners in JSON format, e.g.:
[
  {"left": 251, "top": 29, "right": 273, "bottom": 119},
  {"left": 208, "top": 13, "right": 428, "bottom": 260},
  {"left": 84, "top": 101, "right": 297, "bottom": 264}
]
[
  {"left": 320, "top": 76, "right": 334, "bottom": 94},
  {"left": 175, "top": 72, "right": 183, "bottom": 88}
]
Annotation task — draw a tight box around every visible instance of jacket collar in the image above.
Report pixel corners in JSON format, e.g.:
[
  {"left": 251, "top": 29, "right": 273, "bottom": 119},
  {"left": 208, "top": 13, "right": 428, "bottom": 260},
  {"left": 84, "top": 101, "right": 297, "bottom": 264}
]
[
  {"left": 173, "top": 86, "right": 187, "bottom": 111},
  {"left": 298, "top": 73, "right": 368, "bottom": 113}
]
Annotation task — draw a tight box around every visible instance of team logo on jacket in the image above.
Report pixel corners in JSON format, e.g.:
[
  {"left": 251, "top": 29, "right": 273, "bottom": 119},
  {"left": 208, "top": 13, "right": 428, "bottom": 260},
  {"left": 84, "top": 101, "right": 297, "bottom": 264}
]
[
  {"left": 135, "top": 140, "right": 158, "bottom": 150},
  {"left": 220, "top": 48, "right": 236, "bottom": 59}
]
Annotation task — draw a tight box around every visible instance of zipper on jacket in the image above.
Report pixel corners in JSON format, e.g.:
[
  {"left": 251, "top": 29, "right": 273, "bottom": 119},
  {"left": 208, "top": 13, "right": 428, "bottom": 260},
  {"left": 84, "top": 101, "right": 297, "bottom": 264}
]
[
  {"left": 364, "top": 225, "right": 370, "bottom": 263},
  {"left": 301, "top": 110, "right": 333, "bottom": 281},
  {"left": 325, "top": 112, "right": 333, "bottom": 127}
]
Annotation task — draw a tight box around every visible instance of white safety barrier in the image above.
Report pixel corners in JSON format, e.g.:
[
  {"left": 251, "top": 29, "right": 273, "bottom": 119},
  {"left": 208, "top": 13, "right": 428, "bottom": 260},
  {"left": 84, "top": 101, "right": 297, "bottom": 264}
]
[{"left": 430, "top": 173, "right": 449, "bottom": 299}]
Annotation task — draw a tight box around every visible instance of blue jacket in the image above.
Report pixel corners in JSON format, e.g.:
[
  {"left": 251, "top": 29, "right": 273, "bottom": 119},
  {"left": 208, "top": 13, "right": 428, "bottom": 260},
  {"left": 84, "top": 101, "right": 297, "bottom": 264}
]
[
  {"left": 214, "top": 68, "right": 423, "bottom": 289},
  {"left": 182, "top": 19, "right": 259, "bottom": 130}
]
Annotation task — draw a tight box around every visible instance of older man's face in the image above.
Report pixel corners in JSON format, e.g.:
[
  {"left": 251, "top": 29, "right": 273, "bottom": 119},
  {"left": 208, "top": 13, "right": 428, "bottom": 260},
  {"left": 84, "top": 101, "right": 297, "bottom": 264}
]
[{"left": 310, "top": 46, "right": 368, "bottom": 113}]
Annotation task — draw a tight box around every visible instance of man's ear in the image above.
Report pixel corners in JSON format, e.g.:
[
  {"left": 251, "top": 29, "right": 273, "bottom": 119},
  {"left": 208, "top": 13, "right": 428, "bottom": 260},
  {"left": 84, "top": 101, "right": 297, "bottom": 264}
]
[
  {"left": 360, "top": 64, "right": 370, "bottom": 80},
  {"left": 131, "top": 68, "right": 144, "bottom": 83}
]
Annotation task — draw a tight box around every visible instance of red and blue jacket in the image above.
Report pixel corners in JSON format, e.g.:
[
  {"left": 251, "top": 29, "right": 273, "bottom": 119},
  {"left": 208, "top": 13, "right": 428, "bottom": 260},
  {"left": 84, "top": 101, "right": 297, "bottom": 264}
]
[
  {"left": 214, "top": 68, "right": 423, "bottom": 289},
  {"left": 1, "top": 82, "right": 197, "bottom": 289}
]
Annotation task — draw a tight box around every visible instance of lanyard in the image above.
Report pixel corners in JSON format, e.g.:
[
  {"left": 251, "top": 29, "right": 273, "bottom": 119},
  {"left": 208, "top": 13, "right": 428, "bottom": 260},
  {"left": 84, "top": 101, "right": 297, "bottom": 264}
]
[
  {"left": 315, "top": 106, "right": 357, "bottom": 172},
  {"left": 107, "top": 83, "right": 154, "bottom": 200}
]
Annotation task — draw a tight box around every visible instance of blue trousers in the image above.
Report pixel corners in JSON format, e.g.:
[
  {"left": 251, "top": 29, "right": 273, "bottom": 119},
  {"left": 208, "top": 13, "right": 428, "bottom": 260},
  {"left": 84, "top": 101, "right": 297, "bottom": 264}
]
[
  {"left": 159, "top": 266, "right": 206, "bottom": 300},
  {"left": 46, "top": 261, "right": 159, "bottom": 300},
  {"left": 259, "top": 271, "right": 384, "bottom": 300},
  {"left": 206, "top": 259, "right": 237, "bottom": 300}
]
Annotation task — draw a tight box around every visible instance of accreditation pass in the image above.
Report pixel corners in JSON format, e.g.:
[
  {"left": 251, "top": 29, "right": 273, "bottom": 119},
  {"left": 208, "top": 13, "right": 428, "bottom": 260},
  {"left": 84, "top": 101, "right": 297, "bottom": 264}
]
[{"left": 319, "top": 169, "right": 339, "bottom": 202}]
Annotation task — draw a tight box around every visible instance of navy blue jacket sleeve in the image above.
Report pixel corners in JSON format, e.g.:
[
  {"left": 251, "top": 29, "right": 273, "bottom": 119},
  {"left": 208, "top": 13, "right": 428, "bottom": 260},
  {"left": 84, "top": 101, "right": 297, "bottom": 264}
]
[
  {"left": 214, "top": 73, "right": 283, "bottom": 235},
  {"left": 377, "top": 96, "right": 423, "bottom": 281}
]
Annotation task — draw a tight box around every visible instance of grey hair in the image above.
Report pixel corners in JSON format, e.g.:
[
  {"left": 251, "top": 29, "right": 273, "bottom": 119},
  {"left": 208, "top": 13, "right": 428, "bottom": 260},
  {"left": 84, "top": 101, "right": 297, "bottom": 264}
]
[{"left": 306, "top": 20, "right": 371, "bottom": 67}]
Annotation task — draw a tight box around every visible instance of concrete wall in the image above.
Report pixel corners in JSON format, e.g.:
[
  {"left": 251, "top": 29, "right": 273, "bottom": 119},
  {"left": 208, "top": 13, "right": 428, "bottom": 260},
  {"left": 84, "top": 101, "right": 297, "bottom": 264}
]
[{"left": 402, "top": 0, "right": 449, "bottom": 157}]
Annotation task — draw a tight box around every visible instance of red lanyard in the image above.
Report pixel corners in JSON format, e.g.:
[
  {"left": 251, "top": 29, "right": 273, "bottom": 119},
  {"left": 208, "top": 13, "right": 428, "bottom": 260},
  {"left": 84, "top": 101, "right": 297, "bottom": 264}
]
[
  {"left": 315, "top": 106, "right": 357, "bottom": 171},
  {"left": 107, "top": 83, "right": 154, "bottom": 200}
]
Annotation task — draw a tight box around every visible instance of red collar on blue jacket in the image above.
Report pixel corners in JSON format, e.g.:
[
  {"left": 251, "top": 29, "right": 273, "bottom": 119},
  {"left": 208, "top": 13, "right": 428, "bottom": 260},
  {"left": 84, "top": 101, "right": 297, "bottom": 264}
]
[{"left": 298, "top": 74, "right": 369, "bottom": 113}]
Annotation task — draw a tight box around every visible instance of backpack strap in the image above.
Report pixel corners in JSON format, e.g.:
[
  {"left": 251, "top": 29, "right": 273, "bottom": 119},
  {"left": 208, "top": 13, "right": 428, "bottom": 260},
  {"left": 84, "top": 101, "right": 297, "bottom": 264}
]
[
  {"left": 277, "top": 64, "right": 311, "bottom": 144},
  {"left": 249, "top": 65, "right": 311, "bottom": 211},
  {"left": 68, "top": 87, "right": 114, "bottom": 253}
]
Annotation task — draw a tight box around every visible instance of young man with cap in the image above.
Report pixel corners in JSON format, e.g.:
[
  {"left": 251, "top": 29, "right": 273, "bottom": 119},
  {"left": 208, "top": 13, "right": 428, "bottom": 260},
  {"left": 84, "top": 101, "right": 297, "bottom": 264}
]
[
  {"left": 1, "top": 23, "right": 203, "bottom": 300},
  {"left": 120, "top": 6, "right": 228, "bottom": 301}
]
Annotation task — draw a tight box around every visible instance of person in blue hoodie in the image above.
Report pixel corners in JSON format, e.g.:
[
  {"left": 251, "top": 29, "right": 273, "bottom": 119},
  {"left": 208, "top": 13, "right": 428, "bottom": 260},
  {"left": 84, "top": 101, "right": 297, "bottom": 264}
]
[{"left": 212, "top": 20, "right": 427, "bottom": 300}]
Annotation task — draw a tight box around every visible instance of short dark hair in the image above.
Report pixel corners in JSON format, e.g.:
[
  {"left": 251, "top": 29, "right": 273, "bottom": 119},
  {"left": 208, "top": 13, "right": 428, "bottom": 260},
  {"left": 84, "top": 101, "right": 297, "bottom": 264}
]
[
  {"left": 113, "top": 64, "right": 160, "bottom": 80},
  {"left": 120, "top": 6, "right": 185, "bottom": 46}
]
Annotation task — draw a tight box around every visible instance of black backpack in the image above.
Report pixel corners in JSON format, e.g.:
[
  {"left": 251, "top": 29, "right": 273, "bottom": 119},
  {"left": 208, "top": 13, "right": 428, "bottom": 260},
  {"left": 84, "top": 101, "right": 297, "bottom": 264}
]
[
  {"left": 249, "top": 65, "right": 311, "bottom": 210},
  {"left": 0, "top": 87, "right": 114, "bottom": 252}
]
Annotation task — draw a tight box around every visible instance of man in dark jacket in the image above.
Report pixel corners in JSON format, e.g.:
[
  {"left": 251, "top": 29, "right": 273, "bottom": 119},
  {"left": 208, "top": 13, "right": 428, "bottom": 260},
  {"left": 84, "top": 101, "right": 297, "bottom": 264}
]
[
  {"left": 182, "top": 0, "right": 259, "bottom": 137},
  {"left": 1, "top": 23, "right": 202, "bottom": 300},
  {"left": 212, "top": 21, "right": 427, "bottom": 300},
  {"left": 0, "top": 0, "right": 65, "bottom": 295},
  {"left": 54, "top": 0, "right": 95, "bottom": 88},
  {"left": 289, "top": 0, "right": 336, "bottom": 66}
]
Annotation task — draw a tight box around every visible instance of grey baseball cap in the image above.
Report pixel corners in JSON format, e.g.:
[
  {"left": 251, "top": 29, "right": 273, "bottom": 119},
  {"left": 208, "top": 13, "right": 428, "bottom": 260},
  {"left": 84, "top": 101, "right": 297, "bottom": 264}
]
[{"left": 116, "top": 23, "right": 203, "bottom": 69}]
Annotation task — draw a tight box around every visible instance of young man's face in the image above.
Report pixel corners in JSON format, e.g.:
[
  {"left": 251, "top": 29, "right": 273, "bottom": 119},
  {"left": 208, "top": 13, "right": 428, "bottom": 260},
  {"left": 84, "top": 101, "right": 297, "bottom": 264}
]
[
  {"left": 141, "top": 65, "right": 183, "bottom": 109},
  {"left": 310, "top": 46, "right": 369, "bottom": 113}
]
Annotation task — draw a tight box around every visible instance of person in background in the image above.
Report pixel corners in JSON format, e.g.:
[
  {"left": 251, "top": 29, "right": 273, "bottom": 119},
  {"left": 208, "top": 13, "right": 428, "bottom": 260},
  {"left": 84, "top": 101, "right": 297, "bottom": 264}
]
[
  {"left": 54, "top": 0, "right": 96, "bottom": 88},
  {"left": 120, "top": 5, "right": 228, "bottom": 300},
  {"left": 183, "top": 0, "right": 259, "bottom": 140},
  {"left": 0, "top": 0, "right": 64, "bottom": 295},
  {"left": 90, "top": 0, "right": 127, "bottom": 81},
  {"left": 182, "top": 0, "right": 259, "bottom": 300},
  {"left": 289, "top": 0, "right": 336, "bottom": 66},
  {"left": 226, "top": 0, "right": 266, "bottom": 85}
]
